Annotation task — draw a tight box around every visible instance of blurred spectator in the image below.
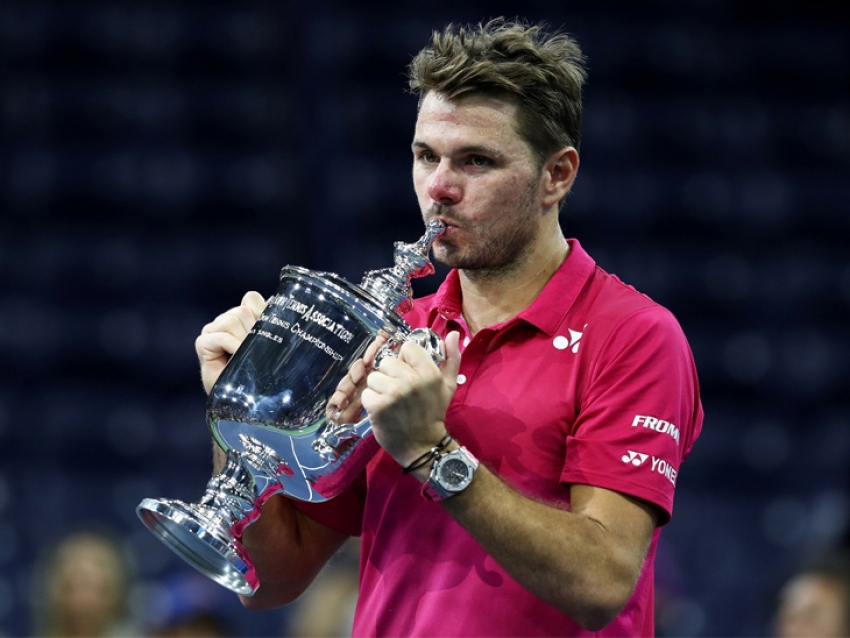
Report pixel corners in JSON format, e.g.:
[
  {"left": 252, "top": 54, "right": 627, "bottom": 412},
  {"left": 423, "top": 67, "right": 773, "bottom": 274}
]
[
  {"left": 773, "top": 551, "right": 850, "bottom": 637},
  {"left": 30, "top": 529, "right": 140, "bottom": 637},
  {"left": 146, "top": 573, "right": 231, "bottom": 638}
]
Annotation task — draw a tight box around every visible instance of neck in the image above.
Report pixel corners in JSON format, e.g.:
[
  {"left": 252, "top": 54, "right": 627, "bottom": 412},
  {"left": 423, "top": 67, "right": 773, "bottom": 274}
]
[{"left": 459, "top": 228, "right": 569, "bottom": 335}]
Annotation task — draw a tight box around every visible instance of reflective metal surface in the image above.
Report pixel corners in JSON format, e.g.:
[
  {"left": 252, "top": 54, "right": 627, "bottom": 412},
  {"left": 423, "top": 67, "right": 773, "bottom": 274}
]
[{"left": 137, "top": 220, "right": 444, "bottom": 595}]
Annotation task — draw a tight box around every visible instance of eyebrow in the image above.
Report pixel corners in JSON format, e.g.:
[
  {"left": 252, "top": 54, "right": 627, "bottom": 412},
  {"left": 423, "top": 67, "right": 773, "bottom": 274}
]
[{"left": 412, "top": 140, "right": 504, "bottom": 158}]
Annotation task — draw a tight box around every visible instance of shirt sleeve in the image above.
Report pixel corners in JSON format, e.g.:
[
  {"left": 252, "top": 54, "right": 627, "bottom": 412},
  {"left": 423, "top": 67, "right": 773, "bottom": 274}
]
[{"left": 561, "top": 305, "right": 703, "bottom": 525}]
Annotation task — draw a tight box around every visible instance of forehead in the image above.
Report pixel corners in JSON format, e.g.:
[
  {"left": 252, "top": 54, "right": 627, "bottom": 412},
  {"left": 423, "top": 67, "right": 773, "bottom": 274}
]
[{"left": 414, "top": 92, "right": 528, "bottom": 153}]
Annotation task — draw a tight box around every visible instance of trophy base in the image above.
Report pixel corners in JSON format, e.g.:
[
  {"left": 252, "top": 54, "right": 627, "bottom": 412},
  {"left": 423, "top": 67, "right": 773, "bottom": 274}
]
[{"left": 137, "top": 497, "right": 258, "bottom": 596}]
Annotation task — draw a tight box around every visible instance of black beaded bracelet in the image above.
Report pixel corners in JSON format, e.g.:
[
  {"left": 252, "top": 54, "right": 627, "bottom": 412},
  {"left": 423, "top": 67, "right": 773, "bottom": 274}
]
[{"left": 401, "top": 433, "right": 453, "bottom": 475}]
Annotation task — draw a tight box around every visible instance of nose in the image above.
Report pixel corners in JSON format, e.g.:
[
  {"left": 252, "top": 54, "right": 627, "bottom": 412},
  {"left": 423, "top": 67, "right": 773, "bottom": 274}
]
[{"left": 427, "top": 160, "right": 462, "bottom": 206}]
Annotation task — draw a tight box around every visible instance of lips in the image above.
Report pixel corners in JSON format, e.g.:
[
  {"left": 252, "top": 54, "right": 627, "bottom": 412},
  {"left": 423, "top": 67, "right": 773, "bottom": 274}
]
[
  {"left": 434, "top": 224, "right": 459, "bottom": 243},
  {"left": 432, "top": 217, "right": 459, "bottom": 233},
  {"left": 426, "top": 211, "right": 460, "bottom": 241}
]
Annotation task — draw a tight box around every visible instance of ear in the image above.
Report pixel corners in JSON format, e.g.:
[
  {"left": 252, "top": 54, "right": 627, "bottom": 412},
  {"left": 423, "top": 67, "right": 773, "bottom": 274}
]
[{"left": 540, "top": 146, "right": 579, "bottom": 209}]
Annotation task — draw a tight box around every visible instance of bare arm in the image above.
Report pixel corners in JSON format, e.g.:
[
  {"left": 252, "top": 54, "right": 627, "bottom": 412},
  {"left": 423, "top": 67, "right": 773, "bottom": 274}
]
[
  {"left": 235, "top": 494, "right": 350, "bottom": 610},
  {"left": 360, "top": 331, "right": 657, "bottom": 630},
  {"left": 415, "top": 459, "right": 656, "bottom": 629},
  {"left": 196, "top": 292, "right": 350, "bottom": 608}
]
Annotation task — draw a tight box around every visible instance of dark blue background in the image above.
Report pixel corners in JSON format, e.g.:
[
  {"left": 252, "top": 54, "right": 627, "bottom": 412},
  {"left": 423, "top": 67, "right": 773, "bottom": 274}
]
[{"left": 1, "top": 1, "right": 848, "bottom": 635}]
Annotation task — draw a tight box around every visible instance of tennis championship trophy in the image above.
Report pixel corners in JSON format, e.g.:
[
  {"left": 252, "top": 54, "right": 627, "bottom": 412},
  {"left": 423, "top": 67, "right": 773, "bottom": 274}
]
[{"left": 137, "top": 220, "right": 445, "bottom": 596}]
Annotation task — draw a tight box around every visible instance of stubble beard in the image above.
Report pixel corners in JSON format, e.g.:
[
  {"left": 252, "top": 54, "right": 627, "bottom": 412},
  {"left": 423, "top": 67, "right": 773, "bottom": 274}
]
[{"left": 428, "top": 181, "right": 541, "bottom": 285}]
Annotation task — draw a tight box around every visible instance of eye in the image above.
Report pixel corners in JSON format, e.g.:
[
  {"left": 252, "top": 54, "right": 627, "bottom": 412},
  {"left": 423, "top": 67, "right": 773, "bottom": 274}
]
[
  {"left": 416, "top": 150, "right": 438, "bottom": 164},
  {"left": 467, "top": 155, "right": 493, "bottom": 167}
]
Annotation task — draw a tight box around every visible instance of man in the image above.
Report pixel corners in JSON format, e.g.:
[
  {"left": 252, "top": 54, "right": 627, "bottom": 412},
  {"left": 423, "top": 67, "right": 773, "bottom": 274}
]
[
  {"left": 774, "top": 551, "right": 850, "bottom": 637},
  {"left": 195, "top": 19, "right": 703, "bottom": 635}
]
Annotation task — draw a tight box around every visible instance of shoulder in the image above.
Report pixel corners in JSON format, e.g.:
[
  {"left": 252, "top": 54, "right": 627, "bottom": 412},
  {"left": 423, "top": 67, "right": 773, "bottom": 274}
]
[
  {"left": 567, "top": 267, "right": 697, "bottom": 383},
  {"left": 581, "top": 266, "right": 685, "bottom": 338}
]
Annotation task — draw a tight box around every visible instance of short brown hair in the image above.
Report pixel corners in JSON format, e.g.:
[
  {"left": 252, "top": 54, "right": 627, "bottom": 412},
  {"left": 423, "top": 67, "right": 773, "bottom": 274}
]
[{"left": 408, "top": 18, "right": 587, "bottom": 166}]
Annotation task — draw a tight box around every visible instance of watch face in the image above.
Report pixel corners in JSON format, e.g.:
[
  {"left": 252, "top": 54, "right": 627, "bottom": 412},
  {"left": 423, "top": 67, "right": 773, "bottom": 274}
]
[
  {"left": 426, "top": 447, "right": 479, "bottom": 501},
  {"left": 440, "top": 457, "right": 472, "bottom": 487}
]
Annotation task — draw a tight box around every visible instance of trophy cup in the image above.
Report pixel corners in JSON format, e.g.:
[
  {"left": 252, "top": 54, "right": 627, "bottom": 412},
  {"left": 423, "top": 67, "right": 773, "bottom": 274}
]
[{"left": 137, "top": 220, "right": 445, "bottom": 596}]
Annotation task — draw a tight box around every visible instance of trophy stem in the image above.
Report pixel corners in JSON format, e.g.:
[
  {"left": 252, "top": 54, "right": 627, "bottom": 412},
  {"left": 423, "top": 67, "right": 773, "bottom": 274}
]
[
  {"left": 360, "top": 219, "right": 444, "bottom": 314},
  {"left": 136, "top": 437, "right": 290, "bottom": 596}
]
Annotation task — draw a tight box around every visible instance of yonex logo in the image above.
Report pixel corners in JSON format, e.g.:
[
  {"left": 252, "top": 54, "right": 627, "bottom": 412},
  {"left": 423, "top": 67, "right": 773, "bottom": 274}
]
[
  {"left": 553, "top": 325, "right": 587, "bottom": 354},
  {"left": 621, "top": 450, "right": 649, "bottom": 466},
  {"left": 621, "top": 450, "right": 678, "bottom": 485}
]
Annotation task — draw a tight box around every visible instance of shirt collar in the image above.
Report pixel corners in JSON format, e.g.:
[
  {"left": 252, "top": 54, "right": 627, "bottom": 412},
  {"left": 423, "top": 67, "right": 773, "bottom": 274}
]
[{"left": 428, "top": 239, "right": 596, "bottom": 336}]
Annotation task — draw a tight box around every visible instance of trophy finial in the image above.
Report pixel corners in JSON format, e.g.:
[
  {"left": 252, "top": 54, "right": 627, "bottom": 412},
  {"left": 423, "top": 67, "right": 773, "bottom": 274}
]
[{"left": 360, "top": 219, "right": 445, "bottom": 314}]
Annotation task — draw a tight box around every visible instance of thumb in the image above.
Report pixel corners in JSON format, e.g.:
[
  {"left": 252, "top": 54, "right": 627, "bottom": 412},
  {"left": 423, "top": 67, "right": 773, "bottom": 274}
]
[{"left": 241, "top": 291, "right": 266, "bottom": 319}]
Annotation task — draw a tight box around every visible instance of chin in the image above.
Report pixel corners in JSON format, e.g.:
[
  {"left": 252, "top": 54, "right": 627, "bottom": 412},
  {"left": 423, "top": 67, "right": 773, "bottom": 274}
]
[{"left": 432, "top": 244, "right": 460, "bottom": 268}]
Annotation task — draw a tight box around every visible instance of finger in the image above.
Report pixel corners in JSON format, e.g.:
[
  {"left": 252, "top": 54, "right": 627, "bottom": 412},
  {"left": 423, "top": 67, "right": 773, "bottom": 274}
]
[
  {"left": 196, "top": 331, "right": 245, "bottom": 394},
  {"left": 327, "top": 354, "right": 376, "bottom": 420},
  {"left": 440, "top": 331, "right": 462, "bottom": 385},
  {"left": 195, "top": 331, "right": 245, "bottom": 362},
  {"left": 334, "top": 400, "right": 366, "bottom": 425},
  {"left": 371, "top": 353, "right": 407, "bottom": 379},
  {"left": 326, "top": 390, "right": 350, "bottom": 418},
  {"left": 363, "top": 333, "right": 390, "bottom": 368},
  {"left": 241, "top": 290, "right": 266, "bottom": 318},
  {"left": 398, "top": 340, "right": 440, "bottom": 374},
  {"left": 201, "top": 305, "right": 257, "bottom": 340},
  {"left": 349, "top": 358, "right": 370, "bottom": 386},
  {"left": 326, "top": 364, "right": 361, "bottom": 412},
  {"left": 360, "top": 386, "right": 388, "bottom": 416},
  {"left": 365, "top": 362, "right": 412, "bottom": 397},
  {"left": 326, "top": 391, "right": 363, "bottom": 424}
]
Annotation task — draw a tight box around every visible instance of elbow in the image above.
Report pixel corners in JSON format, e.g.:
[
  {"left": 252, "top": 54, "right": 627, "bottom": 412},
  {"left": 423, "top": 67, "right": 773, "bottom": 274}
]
[
  {"left": 571, "top": 599, "right": 628, "bottom": 632},
  {"left": 572, "top": 606, "right": 623, "bottom": 632},
  {"left": 239, "top": 594, "right": 285, "bottom": 612},
  {"left": 238, "top": 584, "right": 304, "bottom": 611},
  {"left": 565, "top": 580, "right": 636, "bottom": 631}
]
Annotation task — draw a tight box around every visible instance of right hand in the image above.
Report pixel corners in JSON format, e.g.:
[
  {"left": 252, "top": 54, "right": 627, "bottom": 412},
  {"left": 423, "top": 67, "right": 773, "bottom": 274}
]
[{"left": 195, "top": 291, "right": 266, "bottom": 394}]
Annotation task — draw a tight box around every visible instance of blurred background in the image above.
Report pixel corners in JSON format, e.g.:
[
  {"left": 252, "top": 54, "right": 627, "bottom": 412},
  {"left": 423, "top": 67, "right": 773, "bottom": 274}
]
[{"left": 1, "top": 0, "right": 848, "bottom": 636}]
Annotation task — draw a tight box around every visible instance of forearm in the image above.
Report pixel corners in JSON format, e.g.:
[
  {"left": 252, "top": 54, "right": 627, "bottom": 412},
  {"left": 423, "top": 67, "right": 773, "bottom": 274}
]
[
  {"left": 211, "top": 443, "right": 349, "bottom": 610},
  {"left": 420, "top": 461, "right": 654, "bottom": 629},
  {"left": 237, "top": 494, "right": 349, "bottom": 610}
]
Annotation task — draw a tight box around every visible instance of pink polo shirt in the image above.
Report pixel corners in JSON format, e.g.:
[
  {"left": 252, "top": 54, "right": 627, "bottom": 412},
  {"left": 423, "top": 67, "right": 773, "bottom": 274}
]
[{"left": 297, "top": 239, "right": 703, "bottom": 636}]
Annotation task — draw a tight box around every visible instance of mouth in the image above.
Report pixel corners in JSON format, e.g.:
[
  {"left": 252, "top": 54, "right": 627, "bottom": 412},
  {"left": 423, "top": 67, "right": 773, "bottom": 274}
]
[
  {"left": 430, "top": 215, "right": 458, "bottom": 232},
  {"left": 425, "top": 209, "right": 461, "bottom": 242},
  {"left": 434, "top": 222, "right": 457, "bottom": 241}
]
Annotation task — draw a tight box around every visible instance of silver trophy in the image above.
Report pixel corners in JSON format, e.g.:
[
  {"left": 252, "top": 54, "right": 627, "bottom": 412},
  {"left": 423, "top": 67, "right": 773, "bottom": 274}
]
[{"left": 137, "top": 220, "right": 445, "bottom": 596}]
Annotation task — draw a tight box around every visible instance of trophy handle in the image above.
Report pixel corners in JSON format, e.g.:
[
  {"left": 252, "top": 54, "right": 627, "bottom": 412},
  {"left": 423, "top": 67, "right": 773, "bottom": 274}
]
[{"left": 373, "top": 326, "right": 446, "bottom": 370}]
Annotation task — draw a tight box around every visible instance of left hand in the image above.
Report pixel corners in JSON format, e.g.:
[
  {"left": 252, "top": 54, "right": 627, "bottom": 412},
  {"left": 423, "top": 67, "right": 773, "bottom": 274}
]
[
  {"left": 326, "top": 333, "right": 389, "bottom": 426},
  {"left": 361, "top": 331, "right": 462, "bottom": 467}
]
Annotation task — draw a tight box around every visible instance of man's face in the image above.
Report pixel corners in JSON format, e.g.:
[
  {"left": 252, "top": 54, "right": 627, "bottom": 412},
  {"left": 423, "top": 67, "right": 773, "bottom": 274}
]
[
  {"left": 774, "top": 573, "right": 849, "bottom": 637},
  {"left": 412, "top": 92, "right": 546, "bottom": 275}
]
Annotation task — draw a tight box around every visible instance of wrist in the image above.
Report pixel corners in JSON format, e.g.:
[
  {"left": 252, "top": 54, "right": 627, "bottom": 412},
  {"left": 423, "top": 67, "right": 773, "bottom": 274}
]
[{"left": 401, "top": 433, "right": 454, "bottom": 478}]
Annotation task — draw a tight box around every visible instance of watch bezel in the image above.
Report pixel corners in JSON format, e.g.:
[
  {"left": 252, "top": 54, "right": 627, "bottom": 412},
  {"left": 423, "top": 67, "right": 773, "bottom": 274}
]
[{"left": 424, "top": 446, "right": 479, "bottom": 501}]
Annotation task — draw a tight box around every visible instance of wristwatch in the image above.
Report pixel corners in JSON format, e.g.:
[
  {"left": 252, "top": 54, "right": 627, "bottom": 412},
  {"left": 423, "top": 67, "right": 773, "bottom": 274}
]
[{"left": 422, "top": 446, "right": 479, "bottom": 502}]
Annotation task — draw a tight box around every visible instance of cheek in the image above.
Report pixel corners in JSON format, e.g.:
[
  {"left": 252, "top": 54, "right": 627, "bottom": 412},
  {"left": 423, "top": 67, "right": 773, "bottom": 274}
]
[
  {"left": 412, "top": 170, "right": 430, "bottom": 202},
  {"left": 478, "top": 178, "right": 527, "bottom": 214}
]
